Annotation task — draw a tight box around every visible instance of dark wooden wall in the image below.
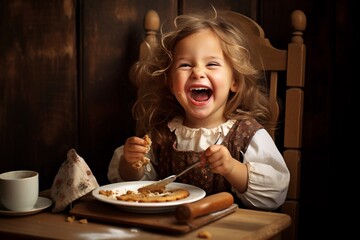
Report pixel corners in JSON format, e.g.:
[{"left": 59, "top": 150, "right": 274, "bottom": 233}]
[
  {"left": 1, "top": 0, "right": 351, "bottom": 239},
  {"left": 0, "top": 0, "right": 77, "bottom": 188},
  {"left": 0, "top": 0, "right": 178, "bottom": 190},
  {"left": 77, "top": 0, "right": 178, "bottom": 187}
]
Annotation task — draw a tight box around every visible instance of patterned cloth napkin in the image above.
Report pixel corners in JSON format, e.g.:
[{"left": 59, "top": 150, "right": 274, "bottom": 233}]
[{"left": 50, "top": 149, "right": 99, "bottom": 212}]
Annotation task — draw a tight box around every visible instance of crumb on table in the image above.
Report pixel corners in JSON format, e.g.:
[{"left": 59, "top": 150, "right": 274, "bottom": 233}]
[
  {"left": 197, "top": 230, "right": 212, "bottom": 239},
  {"left": 66, "top": 216, "right": 76, "bottom": 223},
  {"left": 79, "top": 219, "right": 88, "bottom": 224},
  {"left": 66, "top": 216, "right": 88, "bottom": 224}
]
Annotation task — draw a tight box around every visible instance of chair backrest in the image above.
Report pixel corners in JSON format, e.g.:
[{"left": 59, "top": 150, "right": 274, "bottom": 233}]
[
  {"left": 231, "top": 10, "right": 305, "bottom": 240},
  {"left": 138, "top": 9, "right": 306, "bottom": 240}
]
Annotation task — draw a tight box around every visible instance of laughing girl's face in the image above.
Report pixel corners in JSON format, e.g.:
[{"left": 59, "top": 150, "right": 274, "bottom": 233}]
[{"left": 169, "top": 29, "right": 238, "bottom": 128}]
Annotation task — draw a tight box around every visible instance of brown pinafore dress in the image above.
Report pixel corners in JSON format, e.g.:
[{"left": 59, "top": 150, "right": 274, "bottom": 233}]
[{"left": 152, "top": 118, "right": 263, "bottom": 200}]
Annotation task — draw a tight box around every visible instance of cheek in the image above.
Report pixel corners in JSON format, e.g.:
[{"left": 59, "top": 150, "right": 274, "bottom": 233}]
[
  {"left": 168, "top": 73, "right": 181, "bottom": 95},
  {"left": 171, "top": 74, "right": 186, "bottom": 93},
  {"left": 172, "top": 81, "right": 181, "bottom": 90},
  {"left": 172, "top": 82, "right": 184, "bottom": 96}
]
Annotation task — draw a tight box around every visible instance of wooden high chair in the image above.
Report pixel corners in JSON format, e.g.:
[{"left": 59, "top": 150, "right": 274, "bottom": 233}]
[{"left": 138, "top": 9, "right": 306, "bottom": 240}]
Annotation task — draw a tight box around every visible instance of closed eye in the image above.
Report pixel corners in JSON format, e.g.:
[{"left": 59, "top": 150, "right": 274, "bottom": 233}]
[
  {"left": 207, "top": 62, "right": 220, "bottom": 67},
  {"left": 179, "top": 63, "right": 191, "bottom": 68}
]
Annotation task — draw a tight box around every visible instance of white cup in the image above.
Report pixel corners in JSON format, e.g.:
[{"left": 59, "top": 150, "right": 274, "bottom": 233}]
[{"left": 0, "top": 170, "right": 39, "bottom": 211}]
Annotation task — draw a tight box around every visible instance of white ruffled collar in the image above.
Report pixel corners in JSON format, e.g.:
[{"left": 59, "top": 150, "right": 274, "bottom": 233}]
[{"left": 167, "top": 116, "right": 236, "bottom": 152}]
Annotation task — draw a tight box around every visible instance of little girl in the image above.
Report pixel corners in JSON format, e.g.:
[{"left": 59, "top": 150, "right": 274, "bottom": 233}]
[{"left": 108, "top": 9, "right": 290, "bottom": 210}]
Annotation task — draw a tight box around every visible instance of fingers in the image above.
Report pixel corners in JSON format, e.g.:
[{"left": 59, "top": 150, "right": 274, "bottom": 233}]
[
  {"left": 207, "top": 151, "right": 224, "bottom": 170},
  {"left": 126, "top": 136, "right": 148, "bottom": 148},
  {"left": 124, "top": 136, "right": 149, "bottom": 163},
  {"left": 203, "top": 144, "right": 222, "bottom": 161},
  {"left": 203, "top": 145, "right": 233, "bottom": 175}
]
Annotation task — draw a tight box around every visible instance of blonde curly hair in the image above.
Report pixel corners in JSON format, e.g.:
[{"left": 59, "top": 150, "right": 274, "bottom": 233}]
[{"left": 131, "top": 9, "right": 274, "bottom": 145}]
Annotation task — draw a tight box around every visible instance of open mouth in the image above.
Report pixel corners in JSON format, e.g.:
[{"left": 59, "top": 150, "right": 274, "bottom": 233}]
[{"left": 190, "top": 87, "right": 213, "bottom": 102}]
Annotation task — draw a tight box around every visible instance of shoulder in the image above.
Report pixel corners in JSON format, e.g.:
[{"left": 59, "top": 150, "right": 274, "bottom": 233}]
[{"left": 234, "top": 118, "right": 264, "bottom": 132}]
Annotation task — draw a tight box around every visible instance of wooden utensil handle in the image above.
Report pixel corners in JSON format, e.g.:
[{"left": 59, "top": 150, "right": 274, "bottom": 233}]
[{"left": 175, "top": 192, "right": 234, "bottom": 223}]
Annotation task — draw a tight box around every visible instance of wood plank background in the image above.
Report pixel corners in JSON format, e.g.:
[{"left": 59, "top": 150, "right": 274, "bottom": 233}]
[{"left": 0, "top": 0, "right": 77, "bottom": 187}]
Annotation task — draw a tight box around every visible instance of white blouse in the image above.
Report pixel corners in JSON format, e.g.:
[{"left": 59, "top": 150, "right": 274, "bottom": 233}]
[{"left": 108, "top": 117, "right": 290, "bottom": 210}]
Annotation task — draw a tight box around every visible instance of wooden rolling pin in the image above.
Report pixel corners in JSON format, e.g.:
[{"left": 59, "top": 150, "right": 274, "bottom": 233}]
[{"left": 175, "top": 192, "right": 234, "bottom": 223}]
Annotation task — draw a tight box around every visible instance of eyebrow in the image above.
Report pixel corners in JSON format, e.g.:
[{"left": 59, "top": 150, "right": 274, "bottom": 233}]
[{"left": 173, "top": 56, "right": 224, "bottom": 62}]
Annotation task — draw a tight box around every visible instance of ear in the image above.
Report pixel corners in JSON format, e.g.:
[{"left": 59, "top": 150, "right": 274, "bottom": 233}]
[{"left": 230, "top": 78, "right": 239, "bottom": 93}]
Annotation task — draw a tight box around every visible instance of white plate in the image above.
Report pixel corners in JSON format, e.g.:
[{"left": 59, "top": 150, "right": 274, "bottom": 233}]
[
  {"left": 92, "top": 181, "right": 206, "bottom": 213},
  {"left": 0, "top": 196, "right": 52, "bottom": 216}
]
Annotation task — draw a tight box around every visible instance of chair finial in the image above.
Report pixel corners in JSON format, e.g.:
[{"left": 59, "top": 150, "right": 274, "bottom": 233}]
[
  {"left": 140, "top": 10, "right": 160, "bottom": 62},
  {"left": 291, "top": 10, "right": 307, "bottom": 43},
  {"left": 144, "top": 10, "right": 160, "bottom": 32}
]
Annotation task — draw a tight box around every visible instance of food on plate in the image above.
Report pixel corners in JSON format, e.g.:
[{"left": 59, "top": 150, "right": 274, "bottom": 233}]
[
  {"left": 98, "top": 189, "right": 113, "bottom": 197},
  {"left": 137, "top": 183, "right": 166, "bottom": 193},
  {"left": 131, "top": 134, "right": 152, "bottom": 170},
  {"left": 98, "top": 186, "right": 190, "bottom": 203},
  {"left": 117, "top": 188, "right": 190, "bottom": 202}
]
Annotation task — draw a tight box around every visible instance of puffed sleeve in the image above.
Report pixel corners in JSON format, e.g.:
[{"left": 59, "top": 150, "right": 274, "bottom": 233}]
[
  {"left": 107, "top": 145, "right": 158, "bottom": 183},
  {"left": 233, "top": 129, "right": 290, "bottom": 210}
]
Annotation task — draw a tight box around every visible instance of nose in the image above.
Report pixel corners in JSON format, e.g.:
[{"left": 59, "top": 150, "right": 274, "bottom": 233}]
[{"left": 191, "top": 66, "right": 205, "bottom": 79}]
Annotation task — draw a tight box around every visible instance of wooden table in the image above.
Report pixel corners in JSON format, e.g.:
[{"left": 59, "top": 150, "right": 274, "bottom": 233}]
[
  {"left": 0, "top": 189, "right": 291, "bottom": 239},
  {"left": 0, "top": 198, "right": 291, "bottom": 240}
]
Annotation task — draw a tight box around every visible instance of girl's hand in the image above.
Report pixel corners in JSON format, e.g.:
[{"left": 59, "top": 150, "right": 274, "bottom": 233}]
[
  {"left": 123, "top": 136, "right": 149, "bottom": 166},
  {"left": 200, "top": 145, "right": 235, "bottom": 176}
]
